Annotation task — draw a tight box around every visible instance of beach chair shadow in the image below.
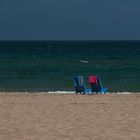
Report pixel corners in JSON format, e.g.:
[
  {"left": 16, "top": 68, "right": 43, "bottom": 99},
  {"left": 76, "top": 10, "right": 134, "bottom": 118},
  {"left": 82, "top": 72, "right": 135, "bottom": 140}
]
[
  {"left": 73, "top": 76, "right": 90, "bottom": 94},
  {"left": 88, "top": 76, "right": 107, "bottom": 94}
]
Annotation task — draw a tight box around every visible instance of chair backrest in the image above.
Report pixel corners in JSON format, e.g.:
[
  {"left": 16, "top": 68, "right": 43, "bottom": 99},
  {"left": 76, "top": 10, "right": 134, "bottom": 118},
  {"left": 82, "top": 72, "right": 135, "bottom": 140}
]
[
  {"left": 88, "top": 76, "right": 102, "bottom": 92},
  {"left": 73, "top": 76, "right": 86, "bottom": 93},
  {"left": 88, "top": 76, "right": 97, "bottom": 83},
  {"left": 96, "top": 76, "right": 102, "bottom": 90}
]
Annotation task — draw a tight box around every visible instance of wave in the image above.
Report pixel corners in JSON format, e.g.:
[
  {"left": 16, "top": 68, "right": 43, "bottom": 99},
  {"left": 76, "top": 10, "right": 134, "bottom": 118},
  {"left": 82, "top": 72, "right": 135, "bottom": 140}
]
[
  {"left": 48, "top": 91, "right": 75, "bottom": 94},
  {"left": 47, "top": 91, "right": 136, "bottom": 94},
  {"left": 0, "top": 91, "right": 137, "bottom": 94}
]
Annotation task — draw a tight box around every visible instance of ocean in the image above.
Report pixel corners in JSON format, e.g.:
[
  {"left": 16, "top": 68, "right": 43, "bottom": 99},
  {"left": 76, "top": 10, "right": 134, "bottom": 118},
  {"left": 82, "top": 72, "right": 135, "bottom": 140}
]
[{"left": 0, "top": 41, "right": 139, "bottom": 92}]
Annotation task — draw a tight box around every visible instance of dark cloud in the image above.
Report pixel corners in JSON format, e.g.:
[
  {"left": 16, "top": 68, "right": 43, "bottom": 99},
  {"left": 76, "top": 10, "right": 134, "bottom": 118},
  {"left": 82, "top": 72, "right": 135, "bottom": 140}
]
[{"left": 0, "top": 0, "right": 140, "bottom": 40}]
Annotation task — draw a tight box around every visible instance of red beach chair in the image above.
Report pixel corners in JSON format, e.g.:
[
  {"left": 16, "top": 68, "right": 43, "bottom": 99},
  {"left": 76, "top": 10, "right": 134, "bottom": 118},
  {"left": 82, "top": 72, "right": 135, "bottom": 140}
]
[{"left": 88, "top": 76, "right": 107, "bottom": 94}]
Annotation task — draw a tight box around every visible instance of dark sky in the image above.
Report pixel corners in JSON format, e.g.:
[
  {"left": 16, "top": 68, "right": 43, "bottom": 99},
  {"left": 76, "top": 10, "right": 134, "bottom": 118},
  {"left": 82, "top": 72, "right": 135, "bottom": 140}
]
[{"left": 0, "top": 0, "right": 140, "bottom": 40}]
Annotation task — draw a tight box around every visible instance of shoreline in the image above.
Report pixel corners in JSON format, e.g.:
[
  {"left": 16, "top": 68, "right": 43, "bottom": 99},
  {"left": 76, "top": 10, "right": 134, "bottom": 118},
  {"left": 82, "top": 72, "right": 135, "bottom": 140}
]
[{"left": 0, "top": 91, "right": 139, "bottom": 94}]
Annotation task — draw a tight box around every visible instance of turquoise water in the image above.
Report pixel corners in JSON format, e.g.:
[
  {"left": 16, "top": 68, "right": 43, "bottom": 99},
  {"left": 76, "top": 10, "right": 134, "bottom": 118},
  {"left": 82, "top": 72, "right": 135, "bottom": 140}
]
[{"left": 0, "top": 41, "right": 140, "bottom": 92}]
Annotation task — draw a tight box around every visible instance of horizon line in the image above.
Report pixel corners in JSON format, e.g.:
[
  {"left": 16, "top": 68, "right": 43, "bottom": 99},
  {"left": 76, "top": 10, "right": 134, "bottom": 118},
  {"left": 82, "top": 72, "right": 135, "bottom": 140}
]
[{"left": 0, "top": 40, "right": 140, "bottom": 42}]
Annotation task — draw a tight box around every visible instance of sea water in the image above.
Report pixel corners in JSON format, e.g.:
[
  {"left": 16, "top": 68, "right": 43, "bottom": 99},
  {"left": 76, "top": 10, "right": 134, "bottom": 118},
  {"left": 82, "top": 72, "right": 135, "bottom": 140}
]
[{"left": 0, "top": 41, "right": 139, "bottom": 92}]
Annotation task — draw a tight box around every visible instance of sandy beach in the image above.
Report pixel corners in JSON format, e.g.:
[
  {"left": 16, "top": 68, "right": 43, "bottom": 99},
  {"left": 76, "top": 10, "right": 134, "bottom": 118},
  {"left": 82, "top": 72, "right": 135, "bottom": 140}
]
[{"left": 0, "top": 92, "right": 140, "bottom": 140}]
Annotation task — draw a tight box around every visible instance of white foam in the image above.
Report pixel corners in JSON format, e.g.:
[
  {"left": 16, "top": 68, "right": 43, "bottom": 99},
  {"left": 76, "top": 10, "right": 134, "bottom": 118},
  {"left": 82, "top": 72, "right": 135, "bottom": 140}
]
[
  {"left": 112, "top": 92, "right": 132, "bottom": 94},
  {"left": 47, "top": 91, "right": 135, "bottom": 94},
  {"left": 80, "top": 60, "right": 88, "bottom": 63},
  {"left": 48, "top": 91, "right": 75, "bottom": 94}
]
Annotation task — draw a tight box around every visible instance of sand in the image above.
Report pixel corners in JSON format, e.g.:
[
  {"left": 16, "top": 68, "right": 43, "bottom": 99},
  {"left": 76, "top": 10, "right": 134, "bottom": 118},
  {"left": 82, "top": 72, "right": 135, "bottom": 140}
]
[{"left": 0, "top": 92, "right": 140, "bottom": 140}]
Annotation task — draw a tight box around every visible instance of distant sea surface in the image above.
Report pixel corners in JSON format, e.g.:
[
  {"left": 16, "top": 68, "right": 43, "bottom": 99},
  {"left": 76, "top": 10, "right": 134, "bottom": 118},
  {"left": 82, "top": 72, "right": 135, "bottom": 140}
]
[{"left": 0, "top": 41, "right": 139, "bottom": 92}]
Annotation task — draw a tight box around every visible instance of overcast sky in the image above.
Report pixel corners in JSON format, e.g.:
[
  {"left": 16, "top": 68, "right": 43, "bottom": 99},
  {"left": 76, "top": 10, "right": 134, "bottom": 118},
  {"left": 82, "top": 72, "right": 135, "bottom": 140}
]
[{"left": 0, "top": 0, "right": 140, "bottom": 40}]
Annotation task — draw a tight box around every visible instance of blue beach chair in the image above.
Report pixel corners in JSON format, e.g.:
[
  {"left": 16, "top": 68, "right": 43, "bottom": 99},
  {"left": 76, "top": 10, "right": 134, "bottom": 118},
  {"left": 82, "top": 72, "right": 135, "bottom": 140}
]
[
  {"left": 73, "top": 76, "right": 90, "bottom": 94},
  {"left": 88, "top": 76, "right": 107, "bottom": 94}
]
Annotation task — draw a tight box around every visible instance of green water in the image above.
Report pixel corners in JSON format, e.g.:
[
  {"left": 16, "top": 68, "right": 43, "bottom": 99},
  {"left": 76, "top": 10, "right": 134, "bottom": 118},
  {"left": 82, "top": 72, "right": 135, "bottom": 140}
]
[{"left": 0, "top": 41, "right": 139, "bottom": 92}]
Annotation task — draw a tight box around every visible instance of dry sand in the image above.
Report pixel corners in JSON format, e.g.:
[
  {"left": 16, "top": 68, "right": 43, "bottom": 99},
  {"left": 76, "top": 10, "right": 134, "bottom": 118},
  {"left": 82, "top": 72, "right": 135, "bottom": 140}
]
[{"left": 0, "top": 92, "right": 140, "bottom": 140}]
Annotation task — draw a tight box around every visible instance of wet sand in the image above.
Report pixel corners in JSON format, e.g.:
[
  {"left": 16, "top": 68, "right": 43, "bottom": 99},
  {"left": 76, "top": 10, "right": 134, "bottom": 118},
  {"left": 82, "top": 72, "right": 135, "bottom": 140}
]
[{"left": 0, "top": 93, "right": 140, "bottom": 140}]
